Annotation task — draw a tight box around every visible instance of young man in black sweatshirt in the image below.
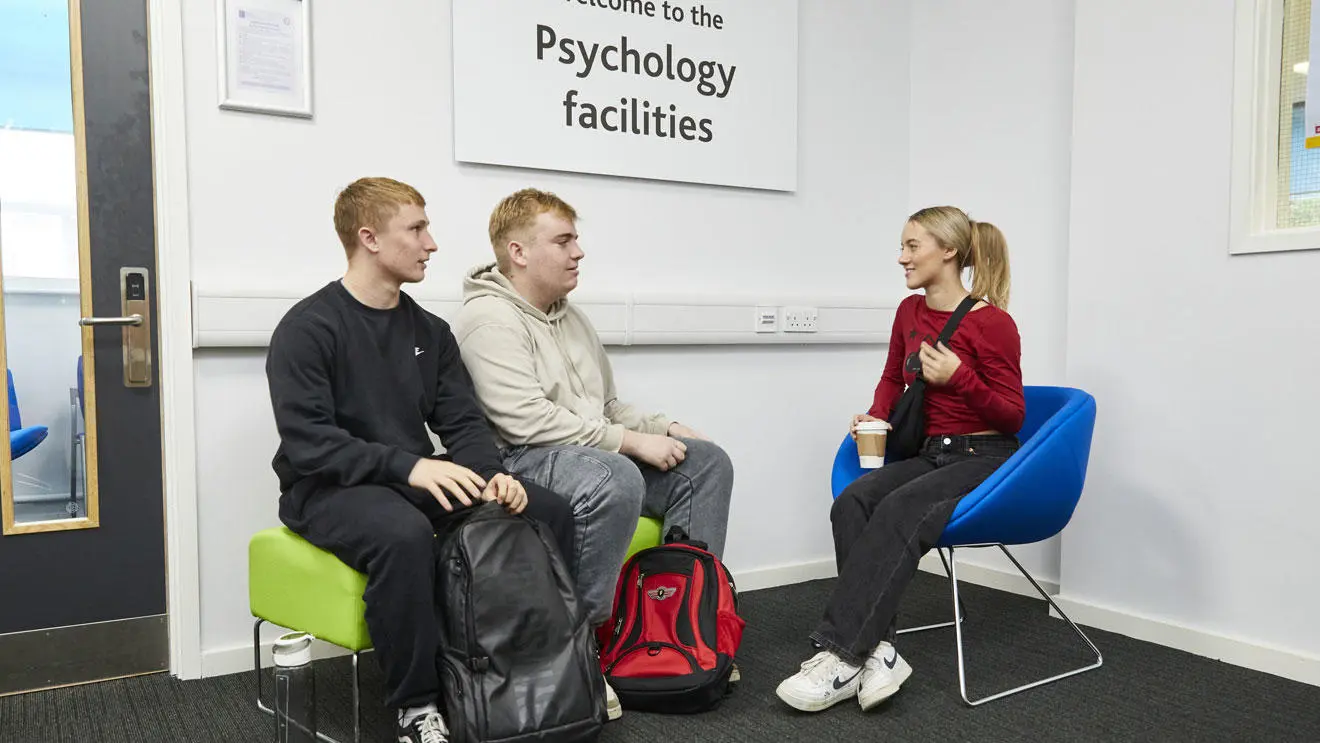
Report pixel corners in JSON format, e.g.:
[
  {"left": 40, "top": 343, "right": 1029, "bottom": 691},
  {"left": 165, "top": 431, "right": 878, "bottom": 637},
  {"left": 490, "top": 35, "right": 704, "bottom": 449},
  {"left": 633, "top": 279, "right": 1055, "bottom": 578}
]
[{"left": 265, "top": 177, "right": 575, "bottom": 743}]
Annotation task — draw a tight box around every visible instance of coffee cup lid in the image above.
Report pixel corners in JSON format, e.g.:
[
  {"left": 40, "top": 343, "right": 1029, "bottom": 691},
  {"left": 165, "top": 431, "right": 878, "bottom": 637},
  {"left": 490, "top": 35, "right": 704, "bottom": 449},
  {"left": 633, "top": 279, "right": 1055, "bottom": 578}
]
[{"left": 856, "top": 421, "right": 888, "bottom": 433}]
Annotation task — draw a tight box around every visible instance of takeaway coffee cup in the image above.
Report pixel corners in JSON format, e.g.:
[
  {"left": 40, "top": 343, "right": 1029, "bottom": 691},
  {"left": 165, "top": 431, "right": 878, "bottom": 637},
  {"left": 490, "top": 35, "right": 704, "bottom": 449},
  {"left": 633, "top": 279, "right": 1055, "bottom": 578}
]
[{"left": 855, "top": 421, "right": 888, "bottom": 468}]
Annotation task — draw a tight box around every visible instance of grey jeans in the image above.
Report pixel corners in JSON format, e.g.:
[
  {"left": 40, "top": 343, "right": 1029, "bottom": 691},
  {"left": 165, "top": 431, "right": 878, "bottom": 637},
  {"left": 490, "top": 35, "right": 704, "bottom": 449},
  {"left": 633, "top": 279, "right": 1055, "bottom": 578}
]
[{"left": 502, "top": 437, "right": 735, "bottom": 626}]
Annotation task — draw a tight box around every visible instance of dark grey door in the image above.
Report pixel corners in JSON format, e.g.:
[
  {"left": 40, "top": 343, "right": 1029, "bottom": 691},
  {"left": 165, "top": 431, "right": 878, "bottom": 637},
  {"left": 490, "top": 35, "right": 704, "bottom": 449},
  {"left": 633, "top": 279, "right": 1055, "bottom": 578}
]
[{"left": 0, "top": 0, "right": 167, "bottom": 694}]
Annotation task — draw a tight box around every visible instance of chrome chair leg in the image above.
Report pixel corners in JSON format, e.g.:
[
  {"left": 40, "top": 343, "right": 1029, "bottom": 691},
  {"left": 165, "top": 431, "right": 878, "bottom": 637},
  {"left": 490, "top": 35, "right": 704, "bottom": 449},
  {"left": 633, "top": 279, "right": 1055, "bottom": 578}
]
[
  {"left": 898, "top": 548, "right": 966, "bottom": 635},
  {"left": 946, "top": 545, "right": 1103, "bottom": 706},
  {"left": 351, "top": 651, "right": 361, "bottom": 743}
]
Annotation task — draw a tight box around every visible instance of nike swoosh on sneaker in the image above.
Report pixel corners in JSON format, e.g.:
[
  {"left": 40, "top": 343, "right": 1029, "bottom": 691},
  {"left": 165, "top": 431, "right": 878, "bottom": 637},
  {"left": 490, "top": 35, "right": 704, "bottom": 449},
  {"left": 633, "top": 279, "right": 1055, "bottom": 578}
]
[
  {"left": 832, "top": 669, "right": 861, "bottom": 690},
  {"left": 883, "top": 651, "right": 898, "bottom": 669}
]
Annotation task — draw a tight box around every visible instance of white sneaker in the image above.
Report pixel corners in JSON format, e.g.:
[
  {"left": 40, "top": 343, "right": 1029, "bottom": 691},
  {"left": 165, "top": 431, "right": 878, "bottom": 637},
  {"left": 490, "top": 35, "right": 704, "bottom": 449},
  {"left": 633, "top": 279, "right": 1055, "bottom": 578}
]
[
  {"left": 604, "top": 679, "right": 622, "bottom": 721},
  {"left": 858, "top": 641, "right": 912, "bottom": 711},
  {"left": 397, "top": 710, "right": 449, "bottom": 743},
  {"left": 775, "top": 650, "right": 864, "bottom": 712}
]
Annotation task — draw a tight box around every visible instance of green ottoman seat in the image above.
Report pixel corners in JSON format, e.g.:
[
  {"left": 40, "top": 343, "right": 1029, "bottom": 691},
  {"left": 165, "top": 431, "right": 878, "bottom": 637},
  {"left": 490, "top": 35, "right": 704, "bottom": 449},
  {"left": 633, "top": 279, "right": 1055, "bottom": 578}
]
[
  {"left": 249, "top": 527, "right": 369, "bottom": 743},
  {"left": 250, "top": 527, "right": 371, "bottom": 652},
  {"left": 626, "top": 516, "right": 663, "bottom": 559}
]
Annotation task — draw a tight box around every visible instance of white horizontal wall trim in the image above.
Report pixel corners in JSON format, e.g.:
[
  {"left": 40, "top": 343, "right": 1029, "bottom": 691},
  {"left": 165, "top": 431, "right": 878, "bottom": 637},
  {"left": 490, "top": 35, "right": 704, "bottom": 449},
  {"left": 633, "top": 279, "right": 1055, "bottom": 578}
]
[{"left": 190, "top": 286, "right": 897, "bottom": 348}]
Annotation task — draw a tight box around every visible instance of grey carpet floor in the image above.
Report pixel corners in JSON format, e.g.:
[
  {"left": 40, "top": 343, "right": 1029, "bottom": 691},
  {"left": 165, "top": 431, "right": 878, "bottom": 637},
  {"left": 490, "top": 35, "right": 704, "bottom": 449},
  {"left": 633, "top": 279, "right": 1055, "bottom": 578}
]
[{"left": 2, "top": 572, "right": 1317, "bottom": 742}]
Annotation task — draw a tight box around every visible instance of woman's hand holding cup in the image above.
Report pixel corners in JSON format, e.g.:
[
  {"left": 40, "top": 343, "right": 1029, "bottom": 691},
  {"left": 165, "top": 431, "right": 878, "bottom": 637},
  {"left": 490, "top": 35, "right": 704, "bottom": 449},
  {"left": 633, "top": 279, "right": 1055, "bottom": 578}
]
[
  {"left": 850, "top": 413, "right": 887, "bottom": 440},
  {"left": 851, "top": 415, "right": 890, "bottom": 469}
]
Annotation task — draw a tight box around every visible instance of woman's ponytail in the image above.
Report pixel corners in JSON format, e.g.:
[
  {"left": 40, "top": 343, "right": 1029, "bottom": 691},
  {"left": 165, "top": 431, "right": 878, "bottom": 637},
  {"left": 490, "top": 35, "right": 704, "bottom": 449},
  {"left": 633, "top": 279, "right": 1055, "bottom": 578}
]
[{"left": 967, "top": 220, "right": 1011, "bottom": 309}]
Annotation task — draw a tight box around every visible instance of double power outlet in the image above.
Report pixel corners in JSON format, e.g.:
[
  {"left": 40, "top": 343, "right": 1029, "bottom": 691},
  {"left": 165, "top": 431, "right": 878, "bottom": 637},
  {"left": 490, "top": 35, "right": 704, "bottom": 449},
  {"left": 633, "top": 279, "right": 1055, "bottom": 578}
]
[{"left": 755, "top": 306, "right": 819, "bottom": 333}]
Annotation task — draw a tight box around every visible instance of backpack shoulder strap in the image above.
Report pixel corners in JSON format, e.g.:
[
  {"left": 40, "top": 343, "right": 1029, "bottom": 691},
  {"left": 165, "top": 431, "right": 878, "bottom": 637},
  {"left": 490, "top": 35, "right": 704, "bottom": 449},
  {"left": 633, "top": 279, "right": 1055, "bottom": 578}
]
[{"left": 936, "top": 295, "right": 981, "bottom": 345}]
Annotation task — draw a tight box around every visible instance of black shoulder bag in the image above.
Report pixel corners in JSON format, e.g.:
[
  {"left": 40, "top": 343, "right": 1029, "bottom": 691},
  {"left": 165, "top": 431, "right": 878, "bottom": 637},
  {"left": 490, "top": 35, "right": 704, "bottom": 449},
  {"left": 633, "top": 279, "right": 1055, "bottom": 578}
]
[{"left": 884, "top": 295, "right": 980, "bottom": 462}]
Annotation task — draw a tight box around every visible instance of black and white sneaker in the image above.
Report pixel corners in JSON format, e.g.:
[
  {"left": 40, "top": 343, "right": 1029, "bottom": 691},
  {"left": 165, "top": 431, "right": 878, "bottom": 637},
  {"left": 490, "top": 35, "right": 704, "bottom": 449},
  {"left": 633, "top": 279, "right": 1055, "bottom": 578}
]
[
  {"left": 775, "top": 650, "right": 863, "bottom": 712},
  {"left": 398, "top": 711, "right": 449, "bottom": 743},
  {"left": 858, "top": 641, "right": 912, "bottom": 711}
]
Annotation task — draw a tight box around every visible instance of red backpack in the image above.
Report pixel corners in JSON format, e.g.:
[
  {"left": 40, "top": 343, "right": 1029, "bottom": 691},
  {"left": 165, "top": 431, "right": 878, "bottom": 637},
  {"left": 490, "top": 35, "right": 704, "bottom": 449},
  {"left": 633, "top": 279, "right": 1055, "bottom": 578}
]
[{"left": 596, "top": 527, "right": 746, "bottom": 713}]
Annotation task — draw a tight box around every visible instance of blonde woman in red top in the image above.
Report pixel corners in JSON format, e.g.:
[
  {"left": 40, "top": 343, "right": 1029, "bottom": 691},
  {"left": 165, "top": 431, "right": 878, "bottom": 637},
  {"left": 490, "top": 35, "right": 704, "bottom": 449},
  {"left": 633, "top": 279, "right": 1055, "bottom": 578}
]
[{"left": 776, "top": 206, "right": 1025, "bottom": 714}]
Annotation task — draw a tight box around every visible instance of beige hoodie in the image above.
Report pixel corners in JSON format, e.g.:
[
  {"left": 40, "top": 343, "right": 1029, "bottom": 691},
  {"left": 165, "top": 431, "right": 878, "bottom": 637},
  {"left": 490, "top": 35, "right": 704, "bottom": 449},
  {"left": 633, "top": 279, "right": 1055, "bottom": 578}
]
[{"left": 454, "top": 263, "right": 671, "bottom": 452}]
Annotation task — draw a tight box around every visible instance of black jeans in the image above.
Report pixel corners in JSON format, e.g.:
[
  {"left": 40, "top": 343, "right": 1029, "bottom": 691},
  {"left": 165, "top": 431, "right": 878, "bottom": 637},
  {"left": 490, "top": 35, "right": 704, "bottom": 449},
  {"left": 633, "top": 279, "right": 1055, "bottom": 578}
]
[
  {"left": 810, "top": 433, "right": 1019, "bottom": 666},
  {"left": 279, "top": 479, "right": 574, "bottom": 711}
]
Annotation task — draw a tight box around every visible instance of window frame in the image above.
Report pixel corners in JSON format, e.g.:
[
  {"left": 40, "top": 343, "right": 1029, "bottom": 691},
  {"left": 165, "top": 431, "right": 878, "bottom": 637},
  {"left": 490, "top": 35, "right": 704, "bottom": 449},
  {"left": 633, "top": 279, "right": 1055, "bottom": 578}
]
[{"left": 1231, "top": 0, "right": 1320, "bottom": 254}]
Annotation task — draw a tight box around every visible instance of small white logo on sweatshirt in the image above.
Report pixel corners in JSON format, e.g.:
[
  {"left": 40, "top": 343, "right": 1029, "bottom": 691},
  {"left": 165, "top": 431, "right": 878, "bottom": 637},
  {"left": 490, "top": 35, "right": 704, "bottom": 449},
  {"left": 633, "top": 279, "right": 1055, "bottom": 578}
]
[{"left": 414, "top": 347, "right": 424, "bottom": 357}]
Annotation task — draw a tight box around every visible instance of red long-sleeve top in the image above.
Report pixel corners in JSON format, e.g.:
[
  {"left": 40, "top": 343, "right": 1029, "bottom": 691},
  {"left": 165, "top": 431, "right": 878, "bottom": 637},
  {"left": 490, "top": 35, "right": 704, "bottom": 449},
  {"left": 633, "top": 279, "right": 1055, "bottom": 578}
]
[{"left": 868, "top": 294, "right": 1025, "bottom": 436}]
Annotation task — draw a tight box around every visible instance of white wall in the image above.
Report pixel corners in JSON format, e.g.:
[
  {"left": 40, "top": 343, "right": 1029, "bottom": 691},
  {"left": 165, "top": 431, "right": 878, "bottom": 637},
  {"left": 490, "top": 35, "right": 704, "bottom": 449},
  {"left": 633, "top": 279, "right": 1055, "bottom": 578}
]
[
  {"left": 1062, "top": 0, "right": 1320, "bottom": 676},
  {"left": 908, "top": 0, "right": 1075, "bottom": 583},
  {"left": 184, "top": 0, "right": 914, "bottom": 668}
]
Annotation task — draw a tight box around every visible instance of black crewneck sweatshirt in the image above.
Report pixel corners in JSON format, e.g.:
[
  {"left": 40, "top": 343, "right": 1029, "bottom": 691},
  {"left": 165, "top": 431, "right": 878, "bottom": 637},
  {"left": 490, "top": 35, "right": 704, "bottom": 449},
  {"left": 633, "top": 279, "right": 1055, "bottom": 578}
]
[{"left": 266, "top": 281, "right": 505, "bottom": 500}]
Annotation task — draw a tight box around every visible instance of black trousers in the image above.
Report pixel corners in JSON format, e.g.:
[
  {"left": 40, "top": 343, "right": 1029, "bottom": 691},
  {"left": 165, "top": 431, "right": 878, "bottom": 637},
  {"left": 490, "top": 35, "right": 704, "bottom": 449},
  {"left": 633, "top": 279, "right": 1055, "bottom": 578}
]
[
  {"left": 810, "top": 433, "right": 1018, "bottom": 666},
  {"left": 279, "top": 479, "right": 574, "bottom": 710}
]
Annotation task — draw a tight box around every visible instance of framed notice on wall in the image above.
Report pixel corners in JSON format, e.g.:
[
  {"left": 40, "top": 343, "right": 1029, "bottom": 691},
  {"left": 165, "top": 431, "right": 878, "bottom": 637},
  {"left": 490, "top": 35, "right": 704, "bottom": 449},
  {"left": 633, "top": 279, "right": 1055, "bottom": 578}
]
[
  {"left": 216, "top": 0, "right": 313, "bottom": 118},
  {"left": 452, "top": 0, "right": 799, "bottom": 192}
]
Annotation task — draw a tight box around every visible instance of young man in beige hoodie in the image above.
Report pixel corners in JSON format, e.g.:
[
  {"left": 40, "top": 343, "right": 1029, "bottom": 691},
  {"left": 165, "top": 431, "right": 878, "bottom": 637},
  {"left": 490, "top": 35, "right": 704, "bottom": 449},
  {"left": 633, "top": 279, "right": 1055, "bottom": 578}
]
[{"left": 453, "top": 189, "right": 735, "bottom": 686}]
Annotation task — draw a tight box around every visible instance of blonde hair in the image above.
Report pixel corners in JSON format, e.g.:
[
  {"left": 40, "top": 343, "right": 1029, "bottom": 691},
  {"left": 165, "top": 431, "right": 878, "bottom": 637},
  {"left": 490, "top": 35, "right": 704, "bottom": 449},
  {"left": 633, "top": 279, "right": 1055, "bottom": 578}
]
[
  {"left": 488, "top": 188, "right": 579, "bottom": 273},
  {"left": 908, "top": 206, "right": 1011, "bottom": 309},
  {"left": 333, "top": 177, "right": 425, "bottom": 255}
]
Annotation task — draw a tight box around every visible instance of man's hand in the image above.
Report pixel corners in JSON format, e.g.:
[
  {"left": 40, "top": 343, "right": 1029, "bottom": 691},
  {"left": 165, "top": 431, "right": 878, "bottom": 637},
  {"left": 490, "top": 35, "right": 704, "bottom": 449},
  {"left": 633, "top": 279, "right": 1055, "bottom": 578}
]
[
  {"left": 918, "top": 341, "right": 963, "bottom": 386},
  {"left": 483, "top": 473, "right": 528, "bottom": 515},
  {"left": 408, "top": 459, "right": 485, "bottom": 512},
  {"left": 849, "top": 414, "right": 888, "bottom": 440},
  {"left": 667, "top": 421, "right": 711, "bottom": 441},
  {"left": 621, "top": 431, "right": 687, "bottom": 471}
]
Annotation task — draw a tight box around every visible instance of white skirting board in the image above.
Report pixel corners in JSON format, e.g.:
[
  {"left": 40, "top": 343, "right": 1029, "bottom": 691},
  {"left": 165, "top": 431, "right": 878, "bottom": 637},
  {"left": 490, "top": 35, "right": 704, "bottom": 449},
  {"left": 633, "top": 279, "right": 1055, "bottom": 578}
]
[
  {"left": 190, "top": 286, "right": 897, "bottom": 348},
  {"left": 203, "top": 632, "right": 364, "bottom": 679},
  {"left": 1049, "top": 595, "right": 1320, "bottom": 688},
  {"left": 199, "top": 556, "right": 1040, "bottom": 678},
  {"left": 201, "top": 560, "right": 844, "bottom": 677},
  {"left": 916, "top": 551, "right": 1060, "bottom": 599},
  {"left": 196, "top": 560, "right": 1320, "bottom": 687}
]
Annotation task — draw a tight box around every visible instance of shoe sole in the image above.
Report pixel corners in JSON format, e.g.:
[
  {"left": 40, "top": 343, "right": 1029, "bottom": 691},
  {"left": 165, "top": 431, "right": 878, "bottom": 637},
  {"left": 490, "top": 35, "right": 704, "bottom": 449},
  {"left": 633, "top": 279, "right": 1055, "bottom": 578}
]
[
  {"left": 858, "top": 662, "right": 912, "bottom": 711},
  {"left": 775, "top": 683, "right": 857, "bottom": 713}
]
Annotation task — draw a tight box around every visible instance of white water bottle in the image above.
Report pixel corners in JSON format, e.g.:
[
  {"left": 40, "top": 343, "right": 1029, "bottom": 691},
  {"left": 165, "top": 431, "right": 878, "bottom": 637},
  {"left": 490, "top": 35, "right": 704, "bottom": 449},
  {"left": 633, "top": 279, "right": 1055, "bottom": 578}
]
[{"left": 272, "top": 632, "right": 317, "bottom": 743}]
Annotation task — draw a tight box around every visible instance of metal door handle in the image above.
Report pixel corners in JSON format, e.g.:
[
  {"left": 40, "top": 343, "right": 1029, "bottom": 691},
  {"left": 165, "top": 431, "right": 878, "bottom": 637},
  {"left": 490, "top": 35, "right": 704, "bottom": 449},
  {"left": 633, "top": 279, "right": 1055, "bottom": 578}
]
[{"left": 79, "top": 314, "right": 143, "bottom": 327}]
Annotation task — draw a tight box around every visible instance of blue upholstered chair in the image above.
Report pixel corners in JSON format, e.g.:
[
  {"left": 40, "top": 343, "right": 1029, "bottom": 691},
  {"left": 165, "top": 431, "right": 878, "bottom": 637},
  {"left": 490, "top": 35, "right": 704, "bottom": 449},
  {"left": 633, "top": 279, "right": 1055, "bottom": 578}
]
[
  {"left": 830, "top": 385, "right": 1102, "bottom": 705},
  {"left": 8, "top": 369, "right": 48, "bottom": 459}
]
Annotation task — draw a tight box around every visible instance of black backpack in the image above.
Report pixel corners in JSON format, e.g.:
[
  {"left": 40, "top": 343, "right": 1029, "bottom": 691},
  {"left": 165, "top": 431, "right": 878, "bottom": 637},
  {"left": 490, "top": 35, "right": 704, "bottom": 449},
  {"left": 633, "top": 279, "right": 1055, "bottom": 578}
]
[{"left": 436, "top": 502, "right": 606, "bottom": 743}]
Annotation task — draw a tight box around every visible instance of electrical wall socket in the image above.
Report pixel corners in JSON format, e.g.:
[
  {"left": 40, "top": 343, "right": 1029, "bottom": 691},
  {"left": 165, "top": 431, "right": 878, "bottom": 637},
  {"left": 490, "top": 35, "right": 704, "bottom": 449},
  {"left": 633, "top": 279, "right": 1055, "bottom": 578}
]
[
  {"left": 754, "top": 306, "right": 778, "bottom": 333},
  {"left": 783, "top": 306, "right": 818, "bottom": 332}
]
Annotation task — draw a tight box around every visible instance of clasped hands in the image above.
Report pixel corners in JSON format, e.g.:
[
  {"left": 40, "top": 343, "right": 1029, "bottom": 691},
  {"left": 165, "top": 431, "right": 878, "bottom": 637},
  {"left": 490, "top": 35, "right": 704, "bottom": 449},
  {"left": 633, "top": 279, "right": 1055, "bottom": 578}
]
[{"left": 407, "top": 459, "right": 527, "bottom": 514}]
